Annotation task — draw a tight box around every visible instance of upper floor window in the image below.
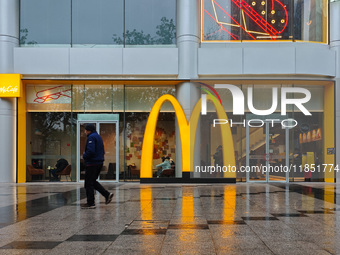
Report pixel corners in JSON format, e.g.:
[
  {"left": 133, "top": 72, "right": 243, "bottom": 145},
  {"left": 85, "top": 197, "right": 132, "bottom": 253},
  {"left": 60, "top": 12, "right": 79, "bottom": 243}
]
[
  {"left": 20, "top": 0, "right": 176, "bottom": 47},
  {"left": 202, "top": 0, "right": 328, "bottom": 43},
  {"left": 20, "top": 0, "right": 71, "bottom": 47},
  {"left": 72, "top": 0, "right": 123, "bottom": 48}
]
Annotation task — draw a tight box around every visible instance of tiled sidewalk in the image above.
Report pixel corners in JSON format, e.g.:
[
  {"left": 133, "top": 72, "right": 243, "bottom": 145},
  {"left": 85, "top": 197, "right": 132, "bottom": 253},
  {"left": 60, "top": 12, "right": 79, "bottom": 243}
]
[{"left": 0, "top": 182, "right": 339, "bottom": 254}]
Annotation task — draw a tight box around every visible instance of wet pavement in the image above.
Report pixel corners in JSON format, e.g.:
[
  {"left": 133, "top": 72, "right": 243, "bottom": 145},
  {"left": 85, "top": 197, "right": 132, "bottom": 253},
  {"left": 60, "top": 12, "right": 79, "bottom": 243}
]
[{"left": 0, "top": 182, "right": 339, "bottom": 254}]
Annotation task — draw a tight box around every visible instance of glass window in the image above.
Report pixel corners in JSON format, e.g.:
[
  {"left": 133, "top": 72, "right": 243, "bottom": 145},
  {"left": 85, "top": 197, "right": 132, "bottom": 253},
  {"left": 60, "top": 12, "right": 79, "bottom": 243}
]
[
  {"left": 290, "top": 112, "right": 324, "bottom": 181},
  {"left": 125, "top": 86, "right": 176, "bottom": 112},
  {"left": 123, "top": 0, "right": 176, "bottom": 46},
  {"left": 202, "top": 0, "right": 242, "bottom": 41},
  {"left": 294, "top": 0, "right": 328, "bottom": 43},
  {"left": 203, "top": 0, "right": 292, "bottom": 41},
  {"left": 26, "top": 85, "right": 72, "bottom": 112},
  {"left": 21, "top": 0, "right": 175, "bottom": 47},
  {"left": 72, "top": 85, "right": 124, "bottom": 112},
  {"left": 199, "top": 82, "right": 326, "bottom": 182},
  {"left": 124, "top": 86, "right": 176, "bottom": 179},
  {"left": 20, "top": 0, "right": 71, "bottom": 47},
  {"left": 249, "top": 85, "right": 281, "bottom": 113},
  {"left": 292, "top": 85, "right": 324, "bottom": 112},
  {"left": 203, "top": 0, "right": 327, "bottom": 43},
  {"left": 72, "top": 0, "right": 123, "bottom": 47},
  {"left": 27, "top": 112, "right": 72, "bottom": 182}
]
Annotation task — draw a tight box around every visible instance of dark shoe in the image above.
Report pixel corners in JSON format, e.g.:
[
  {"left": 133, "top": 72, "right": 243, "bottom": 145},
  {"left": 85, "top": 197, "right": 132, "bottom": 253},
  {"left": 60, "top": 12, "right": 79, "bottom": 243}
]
[
  {"left": 105, "top": 193, "right": 113, "bottom": 204},
  {"left": 81, "top": 203, "right": 96, "bottom": 209}
]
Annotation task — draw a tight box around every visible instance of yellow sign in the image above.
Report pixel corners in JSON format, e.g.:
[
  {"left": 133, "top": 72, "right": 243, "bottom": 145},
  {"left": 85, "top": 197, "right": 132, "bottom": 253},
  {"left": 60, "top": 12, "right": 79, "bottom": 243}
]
[
  {"left": 140, "top": 94, "right": 236, "bottom": 178},
  {"left": 0, "top": 74, "right": 22, "bottom": 97}
]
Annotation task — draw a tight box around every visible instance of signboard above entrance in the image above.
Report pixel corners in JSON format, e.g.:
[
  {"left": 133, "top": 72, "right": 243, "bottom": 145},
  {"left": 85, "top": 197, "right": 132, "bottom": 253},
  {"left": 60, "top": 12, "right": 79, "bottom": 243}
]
[{"left": 0, "top": 74, "right": 22, "bottom": 97}]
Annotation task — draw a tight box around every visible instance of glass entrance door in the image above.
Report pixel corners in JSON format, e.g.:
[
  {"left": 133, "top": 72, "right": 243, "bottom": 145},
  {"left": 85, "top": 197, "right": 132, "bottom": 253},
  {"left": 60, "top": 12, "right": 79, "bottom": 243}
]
[
  {"left": 246, "top": 115, "right": 289, "bottom": 183},
  {"left": 267, "top": 120, "right": 288, "bottom": 182},
  {"left": 99, "top": 123, "right": 118, "bottom": 181},
  {"left": 77, "top": 120, "right": 119, "bottom": 182}
]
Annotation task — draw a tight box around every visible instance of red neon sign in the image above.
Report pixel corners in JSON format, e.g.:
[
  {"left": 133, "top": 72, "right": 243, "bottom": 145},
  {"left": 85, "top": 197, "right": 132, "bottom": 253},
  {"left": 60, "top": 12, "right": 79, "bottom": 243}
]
[
  {"left": 204, "top": 0, "right": 289, "bottom": 41},
  {"left": 34, "top": 86, "right": 71, "bottom": 103}
]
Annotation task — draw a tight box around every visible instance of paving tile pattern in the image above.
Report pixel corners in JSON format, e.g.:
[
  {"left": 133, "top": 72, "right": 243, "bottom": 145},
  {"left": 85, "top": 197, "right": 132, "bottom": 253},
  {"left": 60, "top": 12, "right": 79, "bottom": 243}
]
[{"left": 0, "top": 182, "right": 339, "bottom": 254}]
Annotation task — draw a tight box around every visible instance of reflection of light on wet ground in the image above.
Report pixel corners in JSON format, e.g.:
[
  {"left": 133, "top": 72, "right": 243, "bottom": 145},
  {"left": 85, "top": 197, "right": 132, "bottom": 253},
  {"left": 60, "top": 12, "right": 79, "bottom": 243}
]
[
  {"left": 16, "top": 186, "right": 27, "bottom": 222},
  {"left": 1, "top": 183, "right": 340, "bottom": 254},
  {"left": 324, "top": 185, "right": 335, "bottom": 205},
  {"left": 180, "top": 187, "right": 196, "bottom": 242},
  {"left": 138, "top": 187, "right": 171, "bottom": 250},
  {"left": 224, "top": 186, "right": 236, "bottom": 220},
  {"left": 182, "top": 195, "right": 194, "bottom": 221},
  {"left": 222, "top": 186, "right": 236, "bottom": 238},
  {"left": 140, "top": 187, "right": 153, "bottom": 221}
]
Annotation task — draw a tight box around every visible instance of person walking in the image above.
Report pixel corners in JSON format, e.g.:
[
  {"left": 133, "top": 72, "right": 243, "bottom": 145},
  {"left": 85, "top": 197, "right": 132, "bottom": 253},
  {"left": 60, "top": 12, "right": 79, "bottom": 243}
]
[{"left": 81, "top": 123, "right": 113, "bottom": 209}]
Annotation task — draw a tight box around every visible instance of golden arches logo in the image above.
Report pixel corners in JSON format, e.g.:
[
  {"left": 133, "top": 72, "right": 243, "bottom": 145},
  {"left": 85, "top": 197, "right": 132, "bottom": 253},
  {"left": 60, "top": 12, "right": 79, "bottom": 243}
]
[{"left": 140, "top": 94, "right": 236, "bottom": 178}]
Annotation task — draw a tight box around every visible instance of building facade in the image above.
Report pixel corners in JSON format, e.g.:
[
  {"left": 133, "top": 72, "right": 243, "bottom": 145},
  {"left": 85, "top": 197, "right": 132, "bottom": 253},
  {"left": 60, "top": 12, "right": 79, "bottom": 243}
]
[{"left": 0, "top": 0, "right": 339, "bottom": 183}]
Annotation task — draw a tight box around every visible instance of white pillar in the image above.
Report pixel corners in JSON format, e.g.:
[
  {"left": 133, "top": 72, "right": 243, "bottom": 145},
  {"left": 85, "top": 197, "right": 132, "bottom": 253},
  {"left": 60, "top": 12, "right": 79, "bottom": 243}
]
[
  {"left": 175, "top": 0, "right": 200, "bottom": 177},
  {"left": 0, "top": 99, "right": 17, "bottom": 182},
  {"left": 330, "top": 1, "right": 340, "bottom": 183},
  {"left": 0, "top": 0, "right": 19, "bottom": 182}
]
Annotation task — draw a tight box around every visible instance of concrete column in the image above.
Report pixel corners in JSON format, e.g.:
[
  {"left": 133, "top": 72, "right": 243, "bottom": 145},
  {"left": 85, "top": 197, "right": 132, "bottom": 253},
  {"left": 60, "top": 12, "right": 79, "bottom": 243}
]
[
  {"left": 330, "top": 1, "right": 340, "bottom": 183},
  {"left": 0, "top": 99, "right": 17, "bottom": 182},
  {"left": 175, "top": 0, "right": 200, "bottom": 177},
  {"left": 0, "top": 0, "right": 19, "bottom": 73},
  {"left": 176, "top": 0, "right": 200, "bottom": 79},
  {"left": 0, "top": 0, "right": 19, "bottom": 182}
]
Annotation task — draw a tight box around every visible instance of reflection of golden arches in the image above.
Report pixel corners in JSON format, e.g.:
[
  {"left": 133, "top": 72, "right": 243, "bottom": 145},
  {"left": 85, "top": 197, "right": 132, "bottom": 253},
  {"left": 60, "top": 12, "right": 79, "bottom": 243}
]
[
  {"left": 140, "top": 188, "right": 153, "bottom": 220},
  {"left": 140, "top": 94, "right": 236, "bottom": 178}
]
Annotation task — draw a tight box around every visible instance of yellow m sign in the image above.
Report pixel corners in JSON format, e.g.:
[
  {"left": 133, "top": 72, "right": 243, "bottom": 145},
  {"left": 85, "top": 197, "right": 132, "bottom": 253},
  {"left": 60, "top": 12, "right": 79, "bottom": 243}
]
[{"left": 140, "top": 94, "right": 236, "bottom": 179}]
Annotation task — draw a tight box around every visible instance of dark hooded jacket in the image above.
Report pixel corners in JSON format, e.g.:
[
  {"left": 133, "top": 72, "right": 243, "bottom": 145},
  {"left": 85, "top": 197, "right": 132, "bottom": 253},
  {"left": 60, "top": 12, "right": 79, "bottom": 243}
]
[
  {"left": 83, "top": 131, "right": 105, "bottom": 165},
  {"left": 55, "top": 158, "right": 68, "bottom": 173}
]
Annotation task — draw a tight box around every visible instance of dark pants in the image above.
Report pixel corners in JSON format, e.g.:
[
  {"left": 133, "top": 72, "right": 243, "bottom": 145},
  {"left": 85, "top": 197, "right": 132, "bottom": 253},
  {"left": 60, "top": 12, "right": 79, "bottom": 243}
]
[
  {"left": 84, "top": 164, "right": 109, "bottom": 205},
  {"left": 51, "top": 169, "right": 60, "bottom": 179}
]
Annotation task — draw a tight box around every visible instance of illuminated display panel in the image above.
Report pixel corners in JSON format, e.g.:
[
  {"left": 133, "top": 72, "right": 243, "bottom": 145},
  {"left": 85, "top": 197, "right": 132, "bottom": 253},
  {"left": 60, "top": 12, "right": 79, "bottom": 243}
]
[{"left": 202, "top": 0, "right": 327, "bottom": 43}]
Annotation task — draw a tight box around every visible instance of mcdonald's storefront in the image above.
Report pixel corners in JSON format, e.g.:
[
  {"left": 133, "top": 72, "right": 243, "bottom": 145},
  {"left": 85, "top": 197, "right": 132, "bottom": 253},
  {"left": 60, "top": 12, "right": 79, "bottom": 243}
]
[{"left": 0, "top": 74, "right": 335, "bottom": 183}]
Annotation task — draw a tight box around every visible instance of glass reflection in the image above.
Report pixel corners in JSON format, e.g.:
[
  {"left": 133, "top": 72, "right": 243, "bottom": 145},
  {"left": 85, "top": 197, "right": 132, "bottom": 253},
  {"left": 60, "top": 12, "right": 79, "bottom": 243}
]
[
  {"left": 85, "top": 85, "right": 114, "bottom": 112},
  {"left": 26, "top": 85, "right": 71, "bottom": 112},
  {"left": 20, "top": 0, "right": 175, "bottom": 47},
  {"left": 122, "top": 0, "right": 176, "bottom": 46},
  {"left": 100, "top": 123, "right": 118, "bottom": 181},
  {"left": 72, "top": 85, "right": 123, "bottom": 112},
  {"left": 20, "top": 0, "right": 71, "bottom": 47},
  {"left": 203, "top": 0, "right": 292, "bottom": 41},
  {"left": 125, "top": 86, "right": 175, "bottom": 179},
  {"left": 27, "top": 112, "right": 72, "bottom": 182},
  {"left": 203, "top": 0, "right": 327, "bottom": 43},
  {"left": 294, "top": 0, "right": 328, "bottom": 43},
  {"left": 72, "top": 0, "right": 123, "bottom": 47}
]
